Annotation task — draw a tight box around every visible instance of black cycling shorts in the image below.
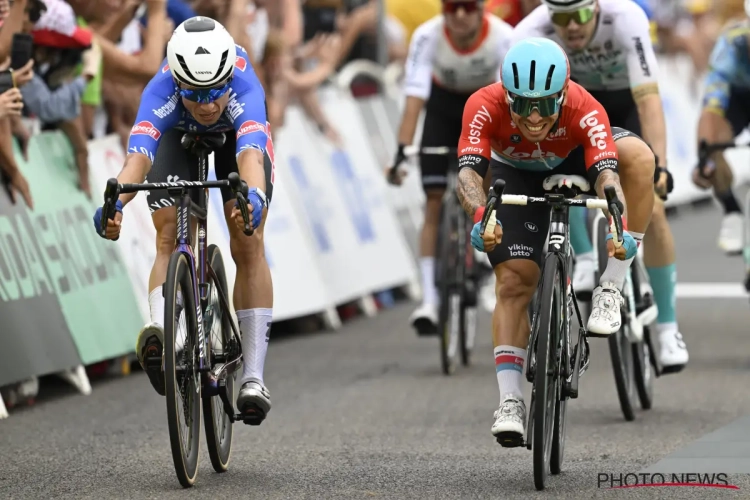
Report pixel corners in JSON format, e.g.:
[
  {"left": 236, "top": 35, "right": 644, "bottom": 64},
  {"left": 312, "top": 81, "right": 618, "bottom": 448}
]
[
  {"left": 486, "top": 127, "right": 642, "bottom": 268},
  {"left": 419, "top": 84, "right": 472, "bottom": 190},
  {"left": 145, "top": 129, "right": 274, "bottom": 214},
  {"left": 588, "top": 88, "right": 642, "bottom": 136}
]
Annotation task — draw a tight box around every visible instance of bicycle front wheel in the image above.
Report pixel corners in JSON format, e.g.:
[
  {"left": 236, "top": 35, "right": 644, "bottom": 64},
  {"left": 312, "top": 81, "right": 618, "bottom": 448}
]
[
  {"left": 203, "top": 245, "right": 235, "bottom": 473},
  {"left": 164, "top": 252, "right": 202, "bottom": 488},
  {"left": 532, "top": 254, "right": 564, "bottom": 490},
  {"left": 437, "top": 199, "right": 461, "bottom": 376}
]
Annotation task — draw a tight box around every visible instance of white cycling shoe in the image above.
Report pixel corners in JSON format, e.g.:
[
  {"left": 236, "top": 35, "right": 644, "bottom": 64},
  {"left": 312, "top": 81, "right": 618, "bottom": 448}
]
[
  {"left": 410, "top": 302, "right": 438, "bottom": 336},
  {"left": 573, "top": 255, "right": 596, "bottom": 295},
  {"left": 237, "top": 379, "right": 271, "bottom": 426},
  {"left": 718, "top": 213, "right": 743, "bottom": 255},
  {"left": 658, "top": 329, "right": 689, "bottom": 374},
  {"left": 587, "top": 282, "right": 623, "bottom": 337},
  {"left": 492, "top": 396, "right": 526, "bottom": 447}
]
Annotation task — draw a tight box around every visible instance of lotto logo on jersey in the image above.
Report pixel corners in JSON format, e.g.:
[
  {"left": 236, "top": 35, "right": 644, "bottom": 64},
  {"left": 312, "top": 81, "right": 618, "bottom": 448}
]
[
  {"left": 237, "top": 120, "right": 265, "bottom": 138},
  {"left": 235, "top": 56, "right": 247, "bottom": 72},
  {"left": 579, "top": 110, "right": 608, "bottom": 150},
  {"left": 161, "top": 63, "right": 170, "bottom": 73},
  {"left": 131, "top": 121, "right": 162, "bottom": 141}
]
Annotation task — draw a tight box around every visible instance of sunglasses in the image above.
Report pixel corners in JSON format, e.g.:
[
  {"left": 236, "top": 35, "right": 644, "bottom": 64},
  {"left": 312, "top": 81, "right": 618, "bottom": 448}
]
[
  {"left": 550, "top": 7, "right": 595, "bottom": 27},
  {"left": 507, "top": 93, "right": 563, "bottom": 118},
  {"left": 443, "top": 1, "right": 480, "bottom": 14},
  {"left": 179, "top": 80, "right": 231, "bottom": 104}
]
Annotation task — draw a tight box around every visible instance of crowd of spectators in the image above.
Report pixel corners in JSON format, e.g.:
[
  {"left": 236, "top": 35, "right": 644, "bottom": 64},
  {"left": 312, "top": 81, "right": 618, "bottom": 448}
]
[{"left": 0, "top": 0, "right": 745, "bottom": 213}]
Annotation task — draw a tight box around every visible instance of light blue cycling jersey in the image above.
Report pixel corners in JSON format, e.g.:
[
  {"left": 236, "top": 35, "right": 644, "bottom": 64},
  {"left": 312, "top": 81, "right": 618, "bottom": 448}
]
[
  {"left": 127, "top": 45, "right": 268, "bottom": 162},
  {"left": 703, "top": 20, "right": 750, "bottom": 112}
]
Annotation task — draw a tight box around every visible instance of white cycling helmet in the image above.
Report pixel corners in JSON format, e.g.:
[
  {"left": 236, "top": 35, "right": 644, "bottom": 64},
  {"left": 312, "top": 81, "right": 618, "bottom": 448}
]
[
  {"left": 541, "top": 0, "right": 595, "bottom": 12},
  {"left": 166, "top": 16, "right": 236, "bottom": 88}
]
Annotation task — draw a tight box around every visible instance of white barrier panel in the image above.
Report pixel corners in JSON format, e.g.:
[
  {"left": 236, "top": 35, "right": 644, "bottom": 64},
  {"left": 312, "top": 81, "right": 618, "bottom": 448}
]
[{"left": 88, "top": 136, "right": 154, "bottom": 323}]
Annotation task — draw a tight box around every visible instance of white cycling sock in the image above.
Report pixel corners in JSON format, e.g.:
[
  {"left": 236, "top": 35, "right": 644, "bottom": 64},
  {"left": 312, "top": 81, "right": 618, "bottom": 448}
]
[
  {"left": 420, "top": 257, "right": 438, "bottom": 305},
  {"left": 149, "top": 287, "right": 164, "bottom": 328},
  {"left": 599, "top": 232, "right": 644, "bottom": 290},
  {"left": 239, "top": 308, "right": 272, "bottom": 386},
  {"left": 494, "top": 345, "right": 526, "bottom": 403}
]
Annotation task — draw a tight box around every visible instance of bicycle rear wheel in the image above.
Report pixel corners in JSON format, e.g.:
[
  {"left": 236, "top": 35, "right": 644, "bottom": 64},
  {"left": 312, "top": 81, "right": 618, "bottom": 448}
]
[
  {"left": 595, "top": 217, "right": 636, "bottom": 421},
  {"left": 532, "top": 254, "right": 563, "bottom": 490},
  {"left": 461, "top": 219, "right": 477, "bottom": 366},
  {"left": 203, "top": 245, "right": 235, "bottom": 473},
  {"left": 164, "top": 252, "right": 201, "bottom": 487},
  {"left": 437, "top": 198, "right": 461, "bottom": 375}
]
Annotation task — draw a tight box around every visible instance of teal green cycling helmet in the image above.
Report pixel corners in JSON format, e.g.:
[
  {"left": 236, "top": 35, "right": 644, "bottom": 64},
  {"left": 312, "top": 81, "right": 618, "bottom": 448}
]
[{"left": 501, "top": 37, "right": 570, "bottom": 99}]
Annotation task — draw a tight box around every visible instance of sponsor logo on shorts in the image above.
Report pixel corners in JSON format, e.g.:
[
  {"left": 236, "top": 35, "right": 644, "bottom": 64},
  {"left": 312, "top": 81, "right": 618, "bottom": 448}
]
[
  {"left": 524, "top": 222, "right": 538, "bottom": 232},
  {"left": 236, "top": 120, "right": 265, "bottom": 138},
  {"left": 131, "top": 121, "right": 162, "bottom": 141},
  {"left": 509, "top": 243, "right": 533, "bottom": 258},
  {"left": 579, "top": 110, "right": 608, "bottom": 150},
  {"left": 235, "top": 56, "right": 247, "bottom": 72},
  {"left": 593, "top": 158, "right": 618, "bottom": 172},
  {"left": 467, "top": 105, "right": 492, "bottom": 145},
  {"left": 511, "top": 134, "right": 521, "bottom": 143}
]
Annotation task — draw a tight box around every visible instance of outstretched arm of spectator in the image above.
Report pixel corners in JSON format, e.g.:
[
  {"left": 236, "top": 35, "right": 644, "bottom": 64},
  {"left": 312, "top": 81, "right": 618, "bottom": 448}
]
[
  {"left": 284, "top": 34, "right": 340, "bottom": 92},
  {"left": 0, "top": 0, "right": 27, "bottom": 61},
  {"left": 298, "top": 88, "right": 341, "bottom": 147},
  {"left": 0, "top": 116, "right": 33, "bottom": 208},
  {"left": 96, "top": 0, "right": 168, "bottom": 84},
  {"left": 58, "top": 117, "right": 91, "bottom": 197},
  {"left": 96, "top": 0, "right": 142, "bottom": 42},
  {"left": 21, "top": 74, "right": 87, "bottom": 123}
]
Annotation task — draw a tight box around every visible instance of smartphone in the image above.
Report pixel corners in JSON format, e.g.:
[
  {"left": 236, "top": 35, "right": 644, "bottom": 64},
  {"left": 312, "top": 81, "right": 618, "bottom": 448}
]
[{"left": 10, "top": 33, "right": 33, "bottom": 70}]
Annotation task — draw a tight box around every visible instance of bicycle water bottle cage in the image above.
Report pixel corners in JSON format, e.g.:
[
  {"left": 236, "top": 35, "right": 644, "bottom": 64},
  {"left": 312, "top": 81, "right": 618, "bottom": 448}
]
[
  {"left": 542, "top": 174, "right": 590, "bottom": 197},
  {"left": 181, "top": 133, "right": 227, "bottom": 153}
]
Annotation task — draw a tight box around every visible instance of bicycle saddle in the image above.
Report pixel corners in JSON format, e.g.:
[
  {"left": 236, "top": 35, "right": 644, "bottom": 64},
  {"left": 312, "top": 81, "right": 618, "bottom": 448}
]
[
  {"left": 542, "top": 174, "right": 590, "bottom": 195},
  {"left": 181, "top": 133, "right": 227, "bottom": 152}
]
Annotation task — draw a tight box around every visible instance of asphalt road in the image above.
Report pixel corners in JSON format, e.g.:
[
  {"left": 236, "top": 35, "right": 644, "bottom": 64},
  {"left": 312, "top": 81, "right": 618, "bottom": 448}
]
[{"left": 2, "top": 203, "right": 750, "bottom": 499}]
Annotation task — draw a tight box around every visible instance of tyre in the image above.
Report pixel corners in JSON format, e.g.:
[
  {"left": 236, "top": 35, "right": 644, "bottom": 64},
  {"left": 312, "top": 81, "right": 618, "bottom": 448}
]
[
  {"left": 438, "top": 198, "right": 461, "bottom": 375},
  {"left": 203, "top": 245, "right": 235, "bottom": 473},
  {"left": 164, "top": 252, "right": 201, "bottom": 487},
  {"left": 629, "top": 259, "right": 654, "bottom": 410},
  {"left": 532, "top": 254, "right": 563, "bottom": 490},
  {"left": 461, "top": 219, "right": 477, "bottom": 366},
  {"left": 596, "top": 216, "right": 636, "bottom": 422}
]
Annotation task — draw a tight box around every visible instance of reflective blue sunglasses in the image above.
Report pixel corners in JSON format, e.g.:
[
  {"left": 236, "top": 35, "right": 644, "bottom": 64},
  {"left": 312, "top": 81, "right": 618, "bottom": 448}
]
[{"left": 179, "top": 81, "right": 231, "bottom": 104}]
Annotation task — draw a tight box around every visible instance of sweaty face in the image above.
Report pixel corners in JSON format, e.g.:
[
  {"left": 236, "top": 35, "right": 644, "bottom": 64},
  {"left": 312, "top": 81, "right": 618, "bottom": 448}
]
[
  {"left": 181, "top": 93, "right": 230, "bottom": 126},
  {"left": 443, "top": 1, "right": 484, "bottom": 42},
  {"left": 552, "top": 4, "right": 599, "bottom": 51}
]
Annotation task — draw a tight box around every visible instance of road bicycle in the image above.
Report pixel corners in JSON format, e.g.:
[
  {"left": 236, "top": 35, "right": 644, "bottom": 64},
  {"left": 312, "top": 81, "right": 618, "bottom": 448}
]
[
  {"left": 391, "top": 146, "right": 481, "bottom": 375},
  {"left": 98, "top": 133, "right": 254, "bottom": 488},
  {"left": 698, "top": 140, "right": 750, "bottom": 289},
  {"left": 479, "top": 174, "right": 625, "bottom": 491}
]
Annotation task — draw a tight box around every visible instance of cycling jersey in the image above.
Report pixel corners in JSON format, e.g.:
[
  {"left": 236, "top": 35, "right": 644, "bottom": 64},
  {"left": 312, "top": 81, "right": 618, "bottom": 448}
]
[
  {"left": 512, "top": 0, "right": 658, "bottom": 92},
  {"left": 703, "top": 21, "right": 750, "bottom": 113},
  {"left": 403, "top": 14, "right": 514, "bottom": 99},
  {"left": 127, "top": 45, "right": 268, "bottom": 163},
  {"left": 457, "top": 81, "right": 618, "bottom": 174}
]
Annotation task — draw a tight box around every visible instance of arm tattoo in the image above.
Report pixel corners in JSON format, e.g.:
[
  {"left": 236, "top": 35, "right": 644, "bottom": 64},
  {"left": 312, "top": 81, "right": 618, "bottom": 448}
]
[
  {"left": 595, "top": 169, "right": 628, "bottom": 220},
  {"left": 457, "top": 168, "right": 486, "bottom": 217}
]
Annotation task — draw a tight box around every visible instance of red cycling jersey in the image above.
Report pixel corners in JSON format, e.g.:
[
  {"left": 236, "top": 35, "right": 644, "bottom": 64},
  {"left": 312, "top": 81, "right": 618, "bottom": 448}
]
[{"left": 457, "top": 81, "right": 619, "bottom": 176}]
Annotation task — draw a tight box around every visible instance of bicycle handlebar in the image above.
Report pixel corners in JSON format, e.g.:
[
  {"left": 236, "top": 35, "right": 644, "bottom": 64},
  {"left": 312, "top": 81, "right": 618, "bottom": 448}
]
[
  {"left": 99, "top": 172, "right": 252, "bottom": 238},
  {"left": 479, "top": 179, "right": 625, "bottom": 246}
]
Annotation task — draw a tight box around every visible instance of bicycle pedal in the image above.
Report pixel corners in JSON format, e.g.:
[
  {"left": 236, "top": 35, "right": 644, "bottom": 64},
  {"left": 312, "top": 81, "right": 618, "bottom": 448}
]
[
  {"left": 585, "top": 330, "right": 611, "bottom": 339},
  {"left": 238, "top": 404, "right": 266, "bottom": 426},
  {"left": 495, "top": 432, "right": 525, "bottom": 448},
  {"left": 660, "top": 364, "right": 686, "bottom": 375}
]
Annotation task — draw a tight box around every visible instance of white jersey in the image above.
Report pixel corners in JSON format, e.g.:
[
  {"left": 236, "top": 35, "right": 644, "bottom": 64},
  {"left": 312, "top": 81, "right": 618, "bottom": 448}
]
[
  {"left": 512, "top": 0, "right": 659, "bottom": 92},
  {"left": 403, "top": 14, "right": 513, "bottom": 99}
]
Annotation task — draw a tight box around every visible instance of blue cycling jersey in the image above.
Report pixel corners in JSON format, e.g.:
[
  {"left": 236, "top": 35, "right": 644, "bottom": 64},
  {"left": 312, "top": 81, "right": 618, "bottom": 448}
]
[
  {"left": 127, "top": 45, "right": 268, "bottom": 162},
  {"left": 703, "top": 21, "right": 750, "bottom": 112}
]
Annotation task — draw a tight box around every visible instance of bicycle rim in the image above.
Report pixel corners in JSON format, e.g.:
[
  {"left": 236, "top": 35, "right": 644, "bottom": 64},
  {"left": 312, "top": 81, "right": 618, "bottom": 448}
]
[
  {"left": 551, "top": 279, "right": 569, "bottom": 475},
  {"left": 203, "top": 245, "right": 235, "bottom": 473},
  {"left": 533, "top": 255, "right": 561, "bottom": 490},
  {"left": 439, "top": 200, "right": 461, "bottom": 375},
  {"left": 164, "top": 252, "right": 201, "bottom": 487},
  {"left": 608, "top": 323, "right": 636, "bottom": 421},
  {"left": 630, "top": 262, "right": 654, "bottom": 410}
]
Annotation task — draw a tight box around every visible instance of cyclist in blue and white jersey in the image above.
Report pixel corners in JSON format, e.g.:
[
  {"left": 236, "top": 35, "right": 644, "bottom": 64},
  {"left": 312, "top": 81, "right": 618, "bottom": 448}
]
[
  {"left": 693, "top": 7, "right": 750, "bottom": 265},
  {"left": 92, "top": 17, "right": 275, "bottom": 424},
  {"left": 512, "top": 0, "right": 689, "bottom": 372}
]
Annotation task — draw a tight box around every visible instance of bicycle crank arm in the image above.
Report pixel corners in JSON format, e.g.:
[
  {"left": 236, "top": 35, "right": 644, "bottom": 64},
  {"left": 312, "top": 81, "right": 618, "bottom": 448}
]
[{"left": 635, "top": 304, "right": 658, "bottom": 333}]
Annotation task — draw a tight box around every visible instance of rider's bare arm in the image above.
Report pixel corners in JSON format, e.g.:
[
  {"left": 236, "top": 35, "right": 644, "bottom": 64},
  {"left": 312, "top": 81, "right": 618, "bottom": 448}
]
[
  {"left": 237, "top": 148, "right": 266, "bottom": 194},
  {"left": 397, "top": 96, "right": 425, "bottom": 146},
  {"left": 632, "top": 83, "right": 666, "bottom": 167},
  {"left": 116, "top": 153, "right": 152, "bottom": 206},
  {"left": 457, "top": 168, "right": 487, "bottom": 216},
  {"left": 594, "top": 169, "right": 628, "bottom": 220}
]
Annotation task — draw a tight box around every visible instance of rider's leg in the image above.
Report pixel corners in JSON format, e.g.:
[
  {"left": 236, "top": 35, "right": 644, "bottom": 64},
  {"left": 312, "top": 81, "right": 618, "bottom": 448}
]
[
  {"left": 644, "top": 194, "right": 689, "bottom": 369},
  {"left": 570, "top": 205, "right": 595, "bottom": 292},
  {"left": 697, "top": 109, "right": 743, "bottom": 253},
  {"left": 588, "top": 133, "right": 654, "bottom": 335}
]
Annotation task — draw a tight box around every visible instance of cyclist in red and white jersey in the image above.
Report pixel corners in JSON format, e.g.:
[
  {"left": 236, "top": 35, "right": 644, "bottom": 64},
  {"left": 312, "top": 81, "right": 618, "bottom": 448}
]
[
  {"left": 457, "top": 37, "right": 656, "bottom": 443},
  {"left": 387, "top": 0, "right": 513, "bottom": 335},
  {"left": 512, "top": 0, "right": 689, "bottom": 372}
]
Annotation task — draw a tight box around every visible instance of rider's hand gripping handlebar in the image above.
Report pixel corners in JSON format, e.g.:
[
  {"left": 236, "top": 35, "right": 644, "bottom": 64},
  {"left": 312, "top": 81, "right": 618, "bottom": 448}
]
[
  {"left": 100, "top": 177, "right": 121, "bottom": 240},
  {"left": 227, "top": 172, "right": 253, "bottom": 236},
  {"left": 480, "top": 179, "right": 505, "bottom": 238},
  {"left": 604, "top": 185, "right": 625, "bottom": 249}
]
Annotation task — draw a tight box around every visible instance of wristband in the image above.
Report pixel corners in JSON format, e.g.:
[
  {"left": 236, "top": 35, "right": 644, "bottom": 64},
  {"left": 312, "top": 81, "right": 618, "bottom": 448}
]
[{"left": 473, "top": 206, "right": 485, "bottom": 224}]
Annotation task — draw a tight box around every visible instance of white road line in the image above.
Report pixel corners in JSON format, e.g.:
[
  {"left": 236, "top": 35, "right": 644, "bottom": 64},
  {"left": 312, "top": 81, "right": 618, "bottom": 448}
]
[{"left": 676, "top": 283, "right": 749, "bottom": 298}]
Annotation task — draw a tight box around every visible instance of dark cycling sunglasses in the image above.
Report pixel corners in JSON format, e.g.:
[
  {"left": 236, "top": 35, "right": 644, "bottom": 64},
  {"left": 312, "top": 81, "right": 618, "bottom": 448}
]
[
  {"left": 443, "top": 1, "right": 481, "bottom": 14},
  {"left": 179, "top": 80, "right": 232, "bottom": 104},
  {"left": 550, "top": 6, "right": 595, "bottom": 27},
  {"left": 507, "top": 92, "right": 563, "bottom": 118}
]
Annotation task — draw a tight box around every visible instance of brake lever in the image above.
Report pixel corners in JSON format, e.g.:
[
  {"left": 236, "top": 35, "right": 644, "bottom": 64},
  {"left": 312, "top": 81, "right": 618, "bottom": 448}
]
[
  {"left": 481, "top": 179, "right": 505, "bottom": 237},
  {"left": 101, "top": 178, "right": 120, "bottom": 240},
  {"left": 604, "top": 185, "right": 624, "bottom": 249}
]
